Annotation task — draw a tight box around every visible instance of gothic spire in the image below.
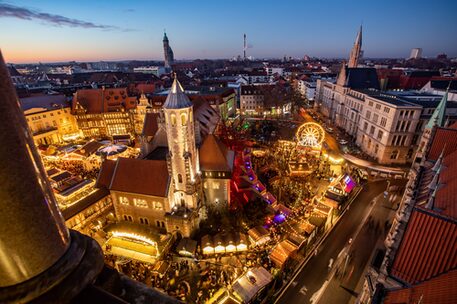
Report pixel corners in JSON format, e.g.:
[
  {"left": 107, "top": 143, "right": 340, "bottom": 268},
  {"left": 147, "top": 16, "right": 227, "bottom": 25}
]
[
  {"left": 425, "top": 186, "right": 438, "bottom": 210},
  {"left": 348, "top": 25, "right": 362, "bottom": 68},
  {"left": 163, "top": 75, "right": 193, "bottom": 109},
  {"left": 429, "top": 164, "right": 441, "bottom": 191},
  {"left": 432, "top": 147, "right": 445, "bottom": 172},
  {"left": 426, "top": 88, "right": 449, "bottom": 130}
]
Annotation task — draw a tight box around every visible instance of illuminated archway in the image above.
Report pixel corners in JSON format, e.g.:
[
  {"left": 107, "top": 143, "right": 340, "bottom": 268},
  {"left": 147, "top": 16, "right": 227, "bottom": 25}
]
[{"left": 296, "top": 122, "right": 325, "bottom": 147}]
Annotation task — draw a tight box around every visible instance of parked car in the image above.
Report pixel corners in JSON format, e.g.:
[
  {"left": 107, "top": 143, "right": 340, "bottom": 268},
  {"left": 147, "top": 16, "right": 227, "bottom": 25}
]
[{"left": 339, "top": 139, "right": 348, "bottom": 145}]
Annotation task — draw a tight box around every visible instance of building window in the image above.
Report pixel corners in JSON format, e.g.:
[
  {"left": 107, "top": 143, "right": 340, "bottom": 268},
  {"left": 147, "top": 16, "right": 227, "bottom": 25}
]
[
  {"left": 134, "top": 198, "right": 148, "bottom": 208},
  {"left": 375, "top": 104, "right": 381, "bottom": 110},
  {"left": 380, "top": 117, "right": 387, "bottom": 127},
  {"left": 390, "top": 150, "right": 399, "bottom": 160},
  {"left": 377, "top": 130, "right": 383, "bottom": 141},
  {"left": 119, "top": 197, "right": 129, "bottom": 205},
  {"left": 406, "top": 149, "right": 413, "bottom": 159},
  {"left": 178, "top": 174, "right": 183, "bottom": 183},
  {"left": 171, "top": 114, "right": 177, "bottom": 126},
  {"left": 384, "top": 107, "right": 390, "bottom": 113},
  {"left": 366, "top": 111, "right": 371, "bottom": 120},
  {"left": 181, "top": 113, "right": 187, "bottom": 126},
  {"left": 154, "top": 201, "right": 163, "bottom": 210},
  {"left": 213, "top": 181, "right": 220, "bottom": 189},
  {"left": 370, "top": 126, "right": 375, "bottom": 135}
]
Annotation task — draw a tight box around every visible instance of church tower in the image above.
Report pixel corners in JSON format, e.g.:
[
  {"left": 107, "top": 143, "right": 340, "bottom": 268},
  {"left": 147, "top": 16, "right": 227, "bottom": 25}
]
[
  {"left": 163, "top": 32, "right": 174, "bottom": 70},
  {"left": 414, "top": 89, "right": 448, "bottom": 163},
  {"left": 348, "top": 25, "right": 362, "bottom": 68},
  {"left": 163, "top": 76, "right": 200, "bottom": 212}
]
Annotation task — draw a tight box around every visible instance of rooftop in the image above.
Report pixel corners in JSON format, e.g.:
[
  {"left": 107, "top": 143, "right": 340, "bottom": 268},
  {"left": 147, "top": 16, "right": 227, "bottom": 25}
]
[
  {"left": 108, "top": 158, "right": 170, "bottom": 197},
  {"left": 390, "top": 208, "right": 457, "bottom": 285}
]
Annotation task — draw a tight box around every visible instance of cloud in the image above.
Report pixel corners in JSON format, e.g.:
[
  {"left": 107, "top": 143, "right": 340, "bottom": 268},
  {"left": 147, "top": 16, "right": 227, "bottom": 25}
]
[{"left": 0, "top": 3, "right": 133, "bottom": 31}]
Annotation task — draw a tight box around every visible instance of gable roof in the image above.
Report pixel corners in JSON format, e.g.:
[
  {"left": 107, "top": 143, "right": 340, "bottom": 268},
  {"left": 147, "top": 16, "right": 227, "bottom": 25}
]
[
  {"left": 72, "top": 87, "right": 136, "bottom": 114},
  {"left": 383, "top": 269, "right": 457, "bottom": 304},
  {"left": 199, "top": 134, "right": 234, "bottom": 172},
  {"left": 427, "top": 126, "right": 457, "bottom": 161},
  {"left": 142, "top": 113, "right": 159, "bottom": 136},
  {"left": 109, "top": 158, "right": 170, "bottom": 197},
  {"left": 390, "top": 208, "right": 457, "bottom": 285},
  {"left": 95, "top": 159, "right": 116, "bottom": 189}
]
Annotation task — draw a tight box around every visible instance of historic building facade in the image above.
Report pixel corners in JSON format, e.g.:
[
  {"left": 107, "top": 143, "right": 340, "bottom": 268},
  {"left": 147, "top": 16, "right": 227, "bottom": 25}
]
[
  {"left": 72, "top": 87, "right": 137, "bottom": 139},
  {"left": 359, "top": 90, "right": 457, "bottom": 303},
  {"left": 315, "top": 27, "right": 457, "bottom": 165},
  {"left": 21, "top": 94, "right": 80, "bottom": 145},
  {"left": 98, "top": 77, "right": 234, "bottom": 238}
]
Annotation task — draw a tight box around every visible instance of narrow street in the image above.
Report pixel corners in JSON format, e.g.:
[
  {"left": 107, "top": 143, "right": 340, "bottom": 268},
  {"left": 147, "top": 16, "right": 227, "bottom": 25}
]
[{"left": 275, "top": 180, "right": 395, "bottom": 304}]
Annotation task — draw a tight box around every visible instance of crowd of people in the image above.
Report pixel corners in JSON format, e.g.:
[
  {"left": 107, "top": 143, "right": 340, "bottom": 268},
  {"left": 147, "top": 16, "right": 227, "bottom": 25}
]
[{"left": 103, "top": 252, "right": 246, "bottom": 303}]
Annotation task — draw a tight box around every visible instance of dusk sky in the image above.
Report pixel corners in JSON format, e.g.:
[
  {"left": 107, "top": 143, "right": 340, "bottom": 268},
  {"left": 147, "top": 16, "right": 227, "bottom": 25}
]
[{"left": 1, "top": 0, "right": 456, "bottom": 63}]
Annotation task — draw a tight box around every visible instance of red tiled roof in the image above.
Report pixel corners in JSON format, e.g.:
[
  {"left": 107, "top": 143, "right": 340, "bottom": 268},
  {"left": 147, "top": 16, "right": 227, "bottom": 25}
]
[
  {"left": 427, "top": 127, "right": 457, "bottom": 161},
  {"left": 135, "top": 83, "right": 155, "bottom": 94},
  {"left": 142, "top": 113, "right": 159, "bottom": 136},
  {"left": 199, "top": 134, "right": 234, "bottom": 172},
  {"left": 109, "top": 158, "right": 170, "bottom": 197},
  {"left": 431, "top": 149, "right": 457, "bottom": 219},
  {"left": 383, "top": 269, "right": 457, "bottom": 304},
  {"left": 390, "top": 209, "right": 457, "bottom": 285},
  {"left": 72, "top": 88, "right": 136, "bottom": 114},
  {"left": 95, "top": 160, "right": 116, "bottom": 189}
]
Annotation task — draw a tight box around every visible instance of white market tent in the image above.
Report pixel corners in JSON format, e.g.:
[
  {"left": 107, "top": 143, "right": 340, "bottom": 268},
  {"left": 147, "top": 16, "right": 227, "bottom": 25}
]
[{"left": 231, "top": 267, "right": 273, "bottom": 303}]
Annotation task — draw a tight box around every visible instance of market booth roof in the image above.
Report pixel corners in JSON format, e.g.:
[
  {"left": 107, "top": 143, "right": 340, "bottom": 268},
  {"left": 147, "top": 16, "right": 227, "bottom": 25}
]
[
  {"left": 231, "top": 267, "right": 273, "bottom": 303},
  {"left": 247, "top": 226, "right": 270, "bottom": 246},
  {"left": 269, "top": 240, "right": 298, "bottom": 268}
]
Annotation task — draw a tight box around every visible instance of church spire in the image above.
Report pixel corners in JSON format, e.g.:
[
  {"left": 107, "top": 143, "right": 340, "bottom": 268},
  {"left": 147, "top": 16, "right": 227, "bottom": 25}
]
[
  {"left": 425, "top": 186, "right": 438, "bottom": 210},
  {"left": 426, "top": 88, "right": 448, "bottom": 130},
  {"left": 432, "top": 147, "right": 445, "bottom": 172},
  {"left": 163, "top": 75, "right": 193, "bottom": 109},
  {"left": 348, "top": 25, "right": 362, "bottom": 68}
]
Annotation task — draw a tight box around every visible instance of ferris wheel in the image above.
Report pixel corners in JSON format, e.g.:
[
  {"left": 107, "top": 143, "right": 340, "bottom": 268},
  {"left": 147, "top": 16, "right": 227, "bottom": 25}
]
[{"left": 296, "top": 122, "right": 325, "bottom": 147}]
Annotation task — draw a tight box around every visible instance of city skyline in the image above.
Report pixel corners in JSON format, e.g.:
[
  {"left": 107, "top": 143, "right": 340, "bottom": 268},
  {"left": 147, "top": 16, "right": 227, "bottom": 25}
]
[{"left": 1, "top": 0, "right": 457, "bottom": 64}]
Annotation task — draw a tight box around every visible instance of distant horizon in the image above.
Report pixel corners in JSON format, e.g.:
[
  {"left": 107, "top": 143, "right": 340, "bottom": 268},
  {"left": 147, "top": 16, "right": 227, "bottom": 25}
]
[
  {"left": 2, "top": 0, "right": 456, "bottom": 64},
  {"left": 7, "top": 55, "right": 453, "bottom": 66}
]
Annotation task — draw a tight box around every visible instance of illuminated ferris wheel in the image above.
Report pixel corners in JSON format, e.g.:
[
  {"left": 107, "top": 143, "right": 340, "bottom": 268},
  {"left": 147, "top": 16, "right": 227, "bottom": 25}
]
[{"left": 296, "top": 122, "right": 325, "bottom": 147}]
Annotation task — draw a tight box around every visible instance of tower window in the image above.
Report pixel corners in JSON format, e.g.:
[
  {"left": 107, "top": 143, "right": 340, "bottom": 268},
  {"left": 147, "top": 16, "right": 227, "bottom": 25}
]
[
  {"left": 178, "top": 174, "right": 183, "bottom": 183},
  {"left": 171, "top": 114, "right": 176, "bottom": 126},
  {"left": 181, "top": 113, "right": 187, "bottom": 126}
]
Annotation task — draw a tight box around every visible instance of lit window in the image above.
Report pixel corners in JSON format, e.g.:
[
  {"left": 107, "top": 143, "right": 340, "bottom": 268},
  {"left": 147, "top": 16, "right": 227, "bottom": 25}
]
[
  {"left": 119, "top": 197, "right": 129, "bottom": 205},
  {"left": 181, "top": 113, "right": 187, "bottom": 126},
  {"left": 154, "top": 201, "right": 163, "bottom": 210},
  {"left": 134, "top": 198, "right": 148, "bottom": 208},
  {"left": 213, "top": 181, "right": 220, "bottom": 189},
  {"left": 171, "top": 114, "right": 177, "bottom": 126}
]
